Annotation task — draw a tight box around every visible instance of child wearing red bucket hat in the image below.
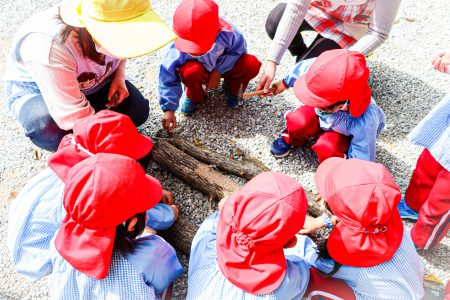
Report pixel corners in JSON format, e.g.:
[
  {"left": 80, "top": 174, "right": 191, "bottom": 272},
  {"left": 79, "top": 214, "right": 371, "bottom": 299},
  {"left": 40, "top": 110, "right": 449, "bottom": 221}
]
[
  {"left": 187, "top": 172, "right": 312, "bottom": 298},
  {"left": 8, "top": 111, "right": 178, "bottom": 280},
  {"left": 159, "top": 0, "right": 262, "bottom": 131},
  {"left": 269, "top": 49, "right": 385, "bottom": 163},
  {"left": 294, "top": 158, "right": 425, "bottom": 299},
  {"left": 29, "top": 153, "right": 182, "bottom": 298}
]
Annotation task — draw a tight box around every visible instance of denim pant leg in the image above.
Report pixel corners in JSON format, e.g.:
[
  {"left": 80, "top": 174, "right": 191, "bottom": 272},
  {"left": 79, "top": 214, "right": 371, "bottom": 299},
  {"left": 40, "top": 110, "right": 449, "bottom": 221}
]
[
  {"left": 87, "top": 80, "right": 150, "bottom": 127},
  {"left": 18, "top": 95, "right": 70, "bottom": 152}
]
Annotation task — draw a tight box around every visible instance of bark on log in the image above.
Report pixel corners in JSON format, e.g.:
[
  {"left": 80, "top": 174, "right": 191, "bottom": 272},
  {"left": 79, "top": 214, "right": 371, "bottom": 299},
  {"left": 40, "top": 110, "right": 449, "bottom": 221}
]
[
  {"left": 155, "top": 130, "right": 269, "bottom": 180},
  {"left": 150, "top": 139, "right": 240, "bottom": 201}
]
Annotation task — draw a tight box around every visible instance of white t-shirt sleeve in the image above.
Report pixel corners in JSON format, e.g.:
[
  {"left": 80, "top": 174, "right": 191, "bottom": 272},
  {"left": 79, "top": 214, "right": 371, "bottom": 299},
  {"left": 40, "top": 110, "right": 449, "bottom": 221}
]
[{"left": 20, "top": 33, "right": 94, "bottom": 130}]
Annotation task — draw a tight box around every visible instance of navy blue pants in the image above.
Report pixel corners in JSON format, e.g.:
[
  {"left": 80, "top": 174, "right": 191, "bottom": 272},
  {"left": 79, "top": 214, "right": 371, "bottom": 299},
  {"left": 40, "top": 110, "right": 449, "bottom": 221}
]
[{"left": 18, "top": 80, "right": 149, "bottom": 152}]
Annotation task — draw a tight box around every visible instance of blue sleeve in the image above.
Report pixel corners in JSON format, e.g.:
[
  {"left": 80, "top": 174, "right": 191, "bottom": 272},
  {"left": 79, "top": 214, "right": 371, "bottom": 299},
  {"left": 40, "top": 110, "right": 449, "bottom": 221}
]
[
  {"left": 289, "top": 235, "right": 359, "bottom": 289},
  {"left": 215, "top": 29, "right": 247, "bottom": 75},
  {"left": 7, "top": 169, "right": 65, "bottom": 281},
  {"left": 146, "top": 203, "right": 175, "bottom": 231},
  {"left": 158, "top": 43, "right": 189, "bottom": 112},
  {"left": 273, "top": 255, "right": 310, "bottom": 299},
  {"left": 125, "top": 235, "right": 184, "bottom": 293},
  {"left": 283, "top": 58, "right": 316, "bottom": 87},
  {"left": 188, "top": 212, "right": 220, "bottom": 278},
  {"left": 347, "top": 103, "right": 385, "bottom": 161}
]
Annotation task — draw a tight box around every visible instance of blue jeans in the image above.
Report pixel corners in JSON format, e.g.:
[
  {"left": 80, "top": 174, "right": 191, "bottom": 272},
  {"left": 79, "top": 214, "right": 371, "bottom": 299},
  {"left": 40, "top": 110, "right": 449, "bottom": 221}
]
[{"left": 17, "top": 80, "right": 149, "bottom": 152}]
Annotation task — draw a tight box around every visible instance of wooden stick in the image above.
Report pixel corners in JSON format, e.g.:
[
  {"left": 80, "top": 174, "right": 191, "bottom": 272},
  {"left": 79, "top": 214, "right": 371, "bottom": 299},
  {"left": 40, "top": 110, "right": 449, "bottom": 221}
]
[{"left": 243, "top": 87, "right": 276, "bottom": 99}]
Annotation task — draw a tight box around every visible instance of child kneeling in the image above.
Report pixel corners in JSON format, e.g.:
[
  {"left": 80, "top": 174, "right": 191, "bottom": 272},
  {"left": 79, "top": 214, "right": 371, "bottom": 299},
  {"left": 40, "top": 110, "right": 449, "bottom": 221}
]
[{"left": 270, "top": 49, "right": 385, "bottom": 163}]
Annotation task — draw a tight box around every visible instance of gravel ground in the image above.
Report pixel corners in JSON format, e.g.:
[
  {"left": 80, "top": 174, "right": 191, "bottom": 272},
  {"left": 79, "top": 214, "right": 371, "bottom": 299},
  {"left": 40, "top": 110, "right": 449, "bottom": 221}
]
[{"left": 1, "top": 0, "right": 449, "bottom": 299}]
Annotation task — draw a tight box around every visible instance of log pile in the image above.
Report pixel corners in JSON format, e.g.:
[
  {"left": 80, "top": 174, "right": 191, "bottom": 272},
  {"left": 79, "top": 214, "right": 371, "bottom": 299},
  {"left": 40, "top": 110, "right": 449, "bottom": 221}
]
[{"left": 150, "top": 130, "right": 321, "bottom": 255}]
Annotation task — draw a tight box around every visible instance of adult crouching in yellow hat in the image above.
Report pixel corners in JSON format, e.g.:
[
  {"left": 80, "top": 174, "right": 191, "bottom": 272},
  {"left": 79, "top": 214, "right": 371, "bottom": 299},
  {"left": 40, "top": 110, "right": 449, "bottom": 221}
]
[{"left": 5, "top": 0, "right": 176, "bottom": 152}]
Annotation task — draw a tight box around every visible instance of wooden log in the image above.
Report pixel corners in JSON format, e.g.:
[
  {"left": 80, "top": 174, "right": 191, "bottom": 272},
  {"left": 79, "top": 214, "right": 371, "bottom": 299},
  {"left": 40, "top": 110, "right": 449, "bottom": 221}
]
[
  {"left": 155, "top": 130, "right": 269, "bottom": 180},
  {"left": 150, "top": 139, "right": 240, "bottom": 201},
  {"left": 159, "top": 219, "right": 198, "bottom": 256}
]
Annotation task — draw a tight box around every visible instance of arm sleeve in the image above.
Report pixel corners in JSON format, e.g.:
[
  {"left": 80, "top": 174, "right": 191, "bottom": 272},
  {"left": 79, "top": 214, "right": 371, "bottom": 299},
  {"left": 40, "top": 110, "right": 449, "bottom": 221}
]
[
  {"left": 125, "top": 235, "right": 184, "bottom": 293},
  {"left": 158, "top": 44, "right": 187, "bottom": 112},
  {"left": 267, "top": 0, "right": 312, "bottom": 64},
  {"left": 273, "top": 254, "right": 310, "bottom": 298},
  {"left": 349, "top": 0, "right": 401, "bottom": 55},
  {"left": 146, "top": 203, "right": 175, "bottom": 231},
  {"left": 215, "top": 30, "right": 247, "bottom": 75},
  {"left": 286, "top": 235, "right": 359, "bottom": 288},
  {"left": 188, "top": 212, "right": 220, "bottom": 277},
  {"left": 347, "top": 103, "right": 385, "bottom": 161},
  {"left": 283, "top": 57, "right": 316, "bottom": 87},
  {"left": 20, "top": 34, "right": 94, "bottom": 130},
  {"left": 7, "top": 169, "right": 65, "bottom": 281}
]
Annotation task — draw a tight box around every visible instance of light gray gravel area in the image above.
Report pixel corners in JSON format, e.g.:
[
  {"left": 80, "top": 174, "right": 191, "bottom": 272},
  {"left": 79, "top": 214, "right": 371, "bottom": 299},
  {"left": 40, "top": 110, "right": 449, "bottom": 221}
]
[{"left": 1, "top": 0, "right": 449, "bottom": 299}]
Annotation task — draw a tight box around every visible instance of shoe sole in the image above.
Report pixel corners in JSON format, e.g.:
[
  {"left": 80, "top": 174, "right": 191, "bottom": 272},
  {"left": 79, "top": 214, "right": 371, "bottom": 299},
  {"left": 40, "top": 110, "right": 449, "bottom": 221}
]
[
  {"left": 400, "top": 216, "right": 418, "bottom": 222},
  {"left": 270, "top": 149, "right": 292, "bottom": 158}
]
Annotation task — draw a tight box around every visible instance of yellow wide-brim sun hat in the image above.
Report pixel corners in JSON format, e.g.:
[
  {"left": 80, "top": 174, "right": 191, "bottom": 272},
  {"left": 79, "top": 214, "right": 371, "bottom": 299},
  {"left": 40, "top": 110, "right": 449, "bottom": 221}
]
[{"left": 60, "top": 0, "right": 176, "bottom": 58}]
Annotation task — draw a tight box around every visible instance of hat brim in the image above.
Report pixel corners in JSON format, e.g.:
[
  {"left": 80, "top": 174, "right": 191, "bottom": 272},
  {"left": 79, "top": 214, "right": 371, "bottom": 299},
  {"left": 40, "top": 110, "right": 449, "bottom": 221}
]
[
  {"left": 327, "top": 208, "right": 404, "bottom": 267},
  {"left": 315, "top": 157, "right": 345, "bottom": 199},
  {"left": 294, "top": 74, "right": 333, "bottom": 108},
  {"left": 173, "top": 18, "right": 232, "bottom": 54},
  {"left": 127, "top": 133, "right": 153, "bottom": 160},
  {"left": 60, "top": 0, "right": 176, "bottom": 58},
  {"left": 349, "top": 84, "right": 372, "bottom": 118}
]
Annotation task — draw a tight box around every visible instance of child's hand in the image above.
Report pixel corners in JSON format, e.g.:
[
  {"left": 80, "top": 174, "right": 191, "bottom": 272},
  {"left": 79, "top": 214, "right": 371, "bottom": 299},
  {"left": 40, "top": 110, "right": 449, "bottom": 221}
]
[
  {"left": 271, "top": 80, "right": 288, "bottom": 95},
  {"left": 206, "top": 69, "right": 221, "bottom": 90},
  {"left": 299, "top": 215, "right": 325, "bottom": 234},
  {"left": 170, "top": 205, "right": 179, "bottom": 222},
  {"left": 144, "top": 226, "right": 157, "bottom": 235},
  {"left": 160, "top": 189, "right": 174, "bottom": 205},
  {"left": 432, "top": 51, "right": 450, "bottom": 74},
  {"left": 162, "top": 111, "right": 177, "bottom": 131}
]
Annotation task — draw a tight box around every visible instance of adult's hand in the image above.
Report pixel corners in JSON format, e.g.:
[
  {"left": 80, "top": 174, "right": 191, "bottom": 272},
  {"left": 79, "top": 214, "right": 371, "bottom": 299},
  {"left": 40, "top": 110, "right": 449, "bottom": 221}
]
[
  {"left": 432, "top": 51, "right": 450, "bottom": 74},
  {"left": 256, "top": 61, "right": 278, "bottom": 93},
  {"left": 162, "top": 110, "right": 177, "bottom": 131}
]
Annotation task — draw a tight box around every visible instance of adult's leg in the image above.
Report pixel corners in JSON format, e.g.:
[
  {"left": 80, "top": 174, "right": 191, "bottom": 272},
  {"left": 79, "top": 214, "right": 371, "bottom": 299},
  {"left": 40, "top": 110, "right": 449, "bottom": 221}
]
[
  {"left": 178, "top": 61, "right": 209, "bottom": 103},
  {"left": 297, "top": 35, "right": 342, "bottom": 62},
  {"left": 87, "top": 80, "right": 150, "bottom": 127},
  {"left": 407, "top": 150, "right": 450, "bottom": 250},
  {"left": 312, "top": 131, "right": 350, "bottom": 163},
  {"left": 222, "top": 54, "right": 262, "bottom": 96},
  {"left": 18, "top": 95, "right": 70, "bottom": 152},
  {"left": 284, "top": 106, "right": 322, "bottom": 146},
  {"left": 265, "top": 2, "right": 315, "bottom": 58}
]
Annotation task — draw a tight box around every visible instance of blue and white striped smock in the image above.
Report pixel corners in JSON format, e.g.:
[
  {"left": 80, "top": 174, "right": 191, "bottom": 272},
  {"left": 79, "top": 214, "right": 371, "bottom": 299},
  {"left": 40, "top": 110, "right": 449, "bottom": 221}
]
[
  {"left": 290, "top": 229, "right": 425, "bottom": 300},
  {"left": 283, "top": 58, "right": 385, "bottom": 161},
  {"left": 408, "top": 93, "right": 450, "bottom": 171}
]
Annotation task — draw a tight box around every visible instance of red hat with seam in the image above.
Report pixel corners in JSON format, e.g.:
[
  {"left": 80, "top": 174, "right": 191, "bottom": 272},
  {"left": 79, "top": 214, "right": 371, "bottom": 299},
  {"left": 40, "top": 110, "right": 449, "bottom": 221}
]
[
  {"left": 216, "top": 172, "right": 308, "bottom": 294},
  {"left": 54, "top": 153, "right": 162, "bottom": 279},
  {"left": 315, "top": 157, "right": 404, "bottom": 267},
  {"left": 48, "top": 110, "right": 152, "bottom": 182},
  {"left": 294, "top": 49, "right": 372, "bottom": 117},
  {"left": 172, "top": 0, "right": 232, "bottom": 54}
]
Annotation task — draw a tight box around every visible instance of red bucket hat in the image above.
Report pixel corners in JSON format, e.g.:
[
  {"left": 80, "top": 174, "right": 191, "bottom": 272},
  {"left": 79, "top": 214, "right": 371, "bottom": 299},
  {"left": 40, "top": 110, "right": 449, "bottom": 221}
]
[
  {"left": 54, "top": 153, "right": 162, "bottom": 279},
  {"left": 48, "top": 110, "right": 152, "bottom": 182},
  {"left": 294, "top": 49, "right": 372, "bottom": 117},
  {"left": 172, "top": 0, "right": 232, "bottom": 54},
  {"left": 315, "top": 157, "right": 404, "bottom": 268},
  {"left": 216, "top": 172, "right": 308, "bottom": 294}
]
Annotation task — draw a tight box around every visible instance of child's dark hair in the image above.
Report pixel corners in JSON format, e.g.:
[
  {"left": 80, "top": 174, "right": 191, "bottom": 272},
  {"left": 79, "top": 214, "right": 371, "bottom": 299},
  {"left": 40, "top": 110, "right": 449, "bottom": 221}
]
[
  {"left": 55, "top": 8, "right": 105, "bottom": 65},
  {"left": 113, "top": 212, "right": 147, "bottom": 255}
]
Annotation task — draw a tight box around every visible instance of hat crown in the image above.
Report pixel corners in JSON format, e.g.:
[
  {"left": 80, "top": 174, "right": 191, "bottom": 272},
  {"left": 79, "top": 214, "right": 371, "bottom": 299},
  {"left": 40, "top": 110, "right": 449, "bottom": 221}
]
[
  {"left": 173, "top": 0, "right": 220, "bottom": 46},
  {"left": 63, "top": 154, "right": 157, "bottom": 228},
  {"left": 74, "top": 111, "right": 142, "bottom": 155},
  {"left": 82, "top": 0, "right": 151, "bottom": 22},
  {"left": 306, "top": 50, "right": 370, "bottom": 105}
]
